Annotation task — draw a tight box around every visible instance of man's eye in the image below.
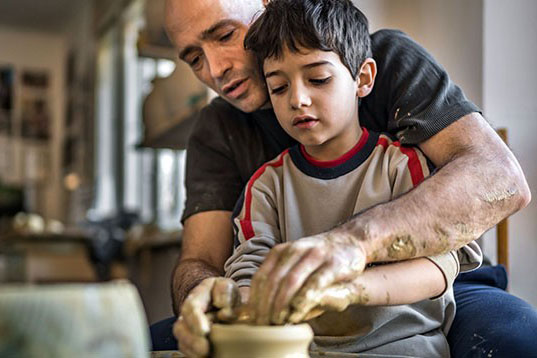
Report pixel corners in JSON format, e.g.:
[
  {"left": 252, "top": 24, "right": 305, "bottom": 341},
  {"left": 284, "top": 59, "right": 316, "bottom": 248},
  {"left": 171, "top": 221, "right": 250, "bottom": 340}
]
[
  {"left": 219, "top": 30, "right": 235, "bottom": 42},
  {"left": 270, "top": 85, "right": 287, "bottom": 95},
  {"left": 310, "top": 77, "right": 332, "bottom": 85},
  {"left": 188, "top": 55, "right": 202, "bottom": 70}
]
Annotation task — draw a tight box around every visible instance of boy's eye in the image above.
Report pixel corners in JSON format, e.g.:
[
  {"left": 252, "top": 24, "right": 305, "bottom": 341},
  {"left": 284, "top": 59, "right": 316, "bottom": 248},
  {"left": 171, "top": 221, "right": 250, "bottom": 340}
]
[
  {"left": 219, "top": 30, "right": 235, "bottom": 42},
  {"left": 310, "top": 76, "right": 332, "bottom": 85},
  {"left": 270, "top": 85, "right": 287, "bottom": 95}
]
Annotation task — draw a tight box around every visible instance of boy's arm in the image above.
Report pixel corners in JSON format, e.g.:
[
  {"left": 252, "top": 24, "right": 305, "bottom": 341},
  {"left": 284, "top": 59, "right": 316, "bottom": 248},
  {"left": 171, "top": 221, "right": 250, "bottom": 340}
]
[
  {"left": 308, "top": 257, "right": 449, "bottom": 311},
  {"left": 224, "top": 182, "right": 282, "bottom": 288},
  {"left": 284, "top": 252, "right": 460, "bottom": 323}
]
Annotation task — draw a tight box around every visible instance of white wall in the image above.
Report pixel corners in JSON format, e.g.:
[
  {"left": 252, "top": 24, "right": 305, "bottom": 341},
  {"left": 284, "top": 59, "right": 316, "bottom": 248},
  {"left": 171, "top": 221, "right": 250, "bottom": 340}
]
[
  {"left": 356, "top": 0, "right": 483, "bottom": 107},
  {"left": 0, "top": 27, "right": 66, "bottom": 220},
  {"left": 483, "top": 0, "right": 537, "bottom": 306},
  {"left": 354, "top": 0, "right": 536, "bottom": 306}
]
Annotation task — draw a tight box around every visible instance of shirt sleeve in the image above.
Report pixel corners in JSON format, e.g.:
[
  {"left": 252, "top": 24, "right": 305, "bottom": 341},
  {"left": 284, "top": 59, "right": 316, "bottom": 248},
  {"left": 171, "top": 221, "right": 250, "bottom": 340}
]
[
  {"left": 362, "top": 29, "right": 482, "bottom": 145},
  {"left": 224, "top": 167, "right": 282, "bottom": 288},
  {"left": 181, "top": 101, "right": 246, "bottom": 222},
  {"left": 426, "top": 251, "right": 460, "bottom": 298}
]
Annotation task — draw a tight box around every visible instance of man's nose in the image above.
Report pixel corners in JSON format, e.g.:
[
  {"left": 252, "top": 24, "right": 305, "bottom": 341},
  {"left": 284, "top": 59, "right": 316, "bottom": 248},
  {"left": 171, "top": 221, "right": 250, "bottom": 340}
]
[
  {"left": 205, "top": 47, "right": 232, "bottom": 81},
  {"left": 290, "top": 84, "right": 312, "bottom": 109}
]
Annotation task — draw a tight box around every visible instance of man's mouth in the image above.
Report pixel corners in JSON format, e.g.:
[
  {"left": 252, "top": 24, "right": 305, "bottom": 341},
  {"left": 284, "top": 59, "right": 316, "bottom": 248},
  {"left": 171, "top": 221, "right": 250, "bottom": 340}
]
[{"left": 223, "top": 78, "right": 248, "bottom": 99}]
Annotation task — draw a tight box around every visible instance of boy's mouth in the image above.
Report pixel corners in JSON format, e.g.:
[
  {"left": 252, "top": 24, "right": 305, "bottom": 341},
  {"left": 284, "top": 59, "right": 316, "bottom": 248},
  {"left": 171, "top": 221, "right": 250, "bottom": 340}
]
[{"left": 293, "top": 115, "right": 319, "bottom": 129}]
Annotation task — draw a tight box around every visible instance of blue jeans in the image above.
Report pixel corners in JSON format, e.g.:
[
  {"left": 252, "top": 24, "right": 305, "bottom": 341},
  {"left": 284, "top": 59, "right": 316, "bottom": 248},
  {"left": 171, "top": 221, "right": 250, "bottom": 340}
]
[
  {"left": 448, "top": 265, "right": 537, "bottom": 357},
  {"left": 151, "top": 266, "right": 537, "bottom": 356}
]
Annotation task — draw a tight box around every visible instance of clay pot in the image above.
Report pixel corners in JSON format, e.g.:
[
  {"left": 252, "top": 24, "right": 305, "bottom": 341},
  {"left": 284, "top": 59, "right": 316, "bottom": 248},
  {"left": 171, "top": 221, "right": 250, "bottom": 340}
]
[{"left": 210, "top": 323, "right": 313, "bottom": 358}]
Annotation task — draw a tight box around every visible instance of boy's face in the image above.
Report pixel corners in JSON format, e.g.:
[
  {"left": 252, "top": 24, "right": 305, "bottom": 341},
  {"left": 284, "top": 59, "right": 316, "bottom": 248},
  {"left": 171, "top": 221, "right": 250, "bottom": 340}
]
[
  {"left": 165, "top": 0, "right": 269, "bottom": 113},
  {"left": 264, "top": 48, "right": 360, "bottom": 155}
]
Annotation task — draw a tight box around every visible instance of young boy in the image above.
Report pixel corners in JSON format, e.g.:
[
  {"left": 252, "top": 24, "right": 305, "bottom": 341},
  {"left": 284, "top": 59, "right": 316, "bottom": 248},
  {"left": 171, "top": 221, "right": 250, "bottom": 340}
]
[{"left": 224, "top": 0, "right": 482, "bottom": 355}]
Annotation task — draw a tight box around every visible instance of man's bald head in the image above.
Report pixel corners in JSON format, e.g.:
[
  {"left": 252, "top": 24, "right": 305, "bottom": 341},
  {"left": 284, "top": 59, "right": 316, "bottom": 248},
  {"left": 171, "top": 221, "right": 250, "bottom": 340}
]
[{"left": 164, "top": 0, "right": 269, "bottom": 112}]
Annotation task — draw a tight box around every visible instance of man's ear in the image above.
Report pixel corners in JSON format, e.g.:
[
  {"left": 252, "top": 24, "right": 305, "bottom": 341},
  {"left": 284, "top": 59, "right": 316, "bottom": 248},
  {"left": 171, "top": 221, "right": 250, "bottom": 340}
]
[
  {"left": 356, "top": 58, "right": 377, "bottom": 98},
  {"left": 262, "top": 0, "right": 271, "bottom": 7}
]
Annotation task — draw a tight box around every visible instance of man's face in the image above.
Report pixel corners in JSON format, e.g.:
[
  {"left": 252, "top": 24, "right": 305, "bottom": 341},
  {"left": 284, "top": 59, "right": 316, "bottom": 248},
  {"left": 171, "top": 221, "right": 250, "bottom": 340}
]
[{"left": 166, "top": 0, "right": 269, "bottom": 113}]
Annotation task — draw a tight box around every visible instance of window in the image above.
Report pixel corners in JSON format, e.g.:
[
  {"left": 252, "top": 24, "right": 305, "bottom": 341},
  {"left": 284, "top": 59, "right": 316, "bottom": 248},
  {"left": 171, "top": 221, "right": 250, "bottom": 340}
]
[{"left": 92, "top": 0, "right": 187, "bottom": 230}]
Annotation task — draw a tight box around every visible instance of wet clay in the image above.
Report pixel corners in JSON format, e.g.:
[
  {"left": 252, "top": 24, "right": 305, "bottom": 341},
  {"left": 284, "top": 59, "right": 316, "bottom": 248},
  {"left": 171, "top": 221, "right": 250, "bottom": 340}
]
[
  {"left": 387, "top": 235, "right": 417, "bottom": 259},
  {"left": 483, "top": 188, "right": 517, "bottom": 204},
  {"left": 210, "top": 323, "right": 313, "bottom": 358}
]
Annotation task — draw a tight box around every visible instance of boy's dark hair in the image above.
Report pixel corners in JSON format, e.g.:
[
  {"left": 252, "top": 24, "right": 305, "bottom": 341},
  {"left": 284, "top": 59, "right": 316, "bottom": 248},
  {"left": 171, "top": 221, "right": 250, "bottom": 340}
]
[{"left": 244, "top": 0, "right": 371, "bottom": 79}]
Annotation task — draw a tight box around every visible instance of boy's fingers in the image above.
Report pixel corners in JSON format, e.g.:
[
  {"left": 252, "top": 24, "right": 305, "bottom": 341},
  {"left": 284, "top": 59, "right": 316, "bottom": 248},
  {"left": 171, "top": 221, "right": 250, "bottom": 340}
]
[
  {"left": 174, "top": 317, "right": 210, "bottom": 357},
  {"left": 212, "top": 277, "right": 240, "bottom": 309},
  {"left": 216, "top": 306, "right": 236, "bottom": 322},
  {"left": 182, "top": 306, "right": 211, "bottom": 336},
  {"left": 185, "top": 277, "right": 217, "bottom": 312},
  {"left": 181, "top": 278, "right": 217, "bottom": 336}
]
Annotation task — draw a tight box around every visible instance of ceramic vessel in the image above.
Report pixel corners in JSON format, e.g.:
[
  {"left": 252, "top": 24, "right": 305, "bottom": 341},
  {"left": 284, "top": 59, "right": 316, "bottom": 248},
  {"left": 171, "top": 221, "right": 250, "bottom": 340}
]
[
  {"left": 0, "top": 280, "right": 149, "bottom": 357},
  {"left": 210, "top": 323, "right": 313, "bottom": 358}
]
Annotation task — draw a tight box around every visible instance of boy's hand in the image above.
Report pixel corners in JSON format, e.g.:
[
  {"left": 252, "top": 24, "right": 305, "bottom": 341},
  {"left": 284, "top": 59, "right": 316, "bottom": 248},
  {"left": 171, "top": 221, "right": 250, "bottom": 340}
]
[
  {"left": 249, "top": 232, "right": 368, "bottom": 325},
  {"left": 173, "top": 277, "right": 240, "bottom": 357}
]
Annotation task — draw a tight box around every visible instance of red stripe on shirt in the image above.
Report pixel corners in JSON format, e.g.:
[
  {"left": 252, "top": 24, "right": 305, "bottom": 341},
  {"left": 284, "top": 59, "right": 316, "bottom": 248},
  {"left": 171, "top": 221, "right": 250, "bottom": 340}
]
[
  {"left": 240, "top": 149, "right": 289, "bottom": 240},
  {"left": 300, "top": 128, "right": 370, "bottom": 168},
  {"left": 377, "top": 136, "right": 389, "bottom": 150},
  {"left": 376, "top": 136, "right": 425, "bottom": 187},
  {"left": 393, "top": 142, "right": 425, "bottom": 187}
]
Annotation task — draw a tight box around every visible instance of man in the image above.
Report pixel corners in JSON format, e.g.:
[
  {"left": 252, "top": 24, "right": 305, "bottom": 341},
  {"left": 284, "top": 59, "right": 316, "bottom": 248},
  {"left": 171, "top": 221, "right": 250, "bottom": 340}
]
[{"left": 157, "top": 0, "right": 535, "bottom": 356}]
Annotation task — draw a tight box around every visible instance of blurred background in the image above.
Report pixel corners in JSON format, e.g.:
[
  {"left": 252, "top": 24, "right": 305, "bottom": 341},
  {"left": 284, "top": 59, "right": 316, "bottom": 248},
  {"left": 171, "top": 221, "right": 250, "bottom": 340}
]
[{"left": 0, "top": 0, "right": 535, "bottom": 330}]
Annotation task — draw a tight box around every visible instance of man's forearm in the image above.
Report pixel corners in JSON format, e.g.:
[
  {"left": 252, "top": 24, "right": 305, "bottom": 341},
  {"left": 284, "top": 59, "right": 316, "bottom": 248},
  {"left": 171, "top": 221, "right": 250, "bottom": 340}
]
[
  {"left": 332, "top": 117, "right": 531, "bottom": 263},
  {"left": 171, "top": 211, "right": 233, "bottom": 315},
  {"left": 171, "top": 258, "right": 222, "bottom": 315}
]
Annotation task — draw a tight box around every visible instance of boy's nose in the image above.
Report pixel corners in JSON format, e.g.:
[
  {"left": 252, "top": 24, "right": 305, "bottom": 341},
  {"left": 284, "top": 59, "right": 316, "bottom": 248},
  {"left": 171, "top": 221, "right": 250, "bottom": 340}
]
[{"left": 289, "top": 86, "right": 312, "bottom": 109}]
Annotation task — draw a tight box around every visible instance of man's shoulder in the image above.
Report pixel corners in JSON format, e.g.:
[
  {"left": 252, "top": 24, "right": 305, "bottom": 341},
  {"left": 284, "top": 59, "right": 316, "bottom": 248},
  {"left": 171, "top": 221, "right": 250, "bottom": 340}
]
[
  {"left": 370, "top": 28, "right": 407, "bottom": 42},
  {"left": 370, "top": 29, "right": 419, "bottom": 58}
]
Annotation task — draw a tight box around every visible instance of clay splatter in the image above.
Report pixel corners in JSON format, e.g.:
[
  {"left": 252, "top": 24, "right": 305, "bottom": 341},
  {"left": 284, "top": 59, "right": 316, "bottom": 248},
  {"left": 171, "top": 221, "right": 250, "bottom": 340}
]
[
  {"left": 387, "top": 236, "right": 417, "bottom": 259},
  {"left": 483, "top": 188, "right": 517, "bottom": 204}
]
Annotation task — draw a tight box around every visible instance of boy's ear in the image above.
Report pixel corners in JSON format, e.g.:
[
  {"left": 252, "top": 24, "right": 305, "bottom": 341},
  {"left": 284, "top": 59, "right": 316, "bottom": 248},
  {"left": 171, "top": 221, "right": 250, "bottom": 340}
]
[{"left": 357, "top": 58, "right": 377, "bottom": 98}]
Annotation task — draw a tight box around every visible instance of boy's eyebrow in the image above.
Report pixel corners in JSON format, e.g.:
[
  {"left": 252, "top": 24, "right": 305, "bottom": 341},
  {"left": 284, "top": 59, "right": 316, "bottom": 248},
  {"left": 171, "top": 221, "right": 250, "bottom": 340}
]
[
  {"left": 265, "top": 61, "right": 334, "bottom": 78},
  {"left": 179, "top": 20, "right": 238, "bottom": 60},
  {"left": 302, "top": 60, "right": 334, "bottom": 70}
]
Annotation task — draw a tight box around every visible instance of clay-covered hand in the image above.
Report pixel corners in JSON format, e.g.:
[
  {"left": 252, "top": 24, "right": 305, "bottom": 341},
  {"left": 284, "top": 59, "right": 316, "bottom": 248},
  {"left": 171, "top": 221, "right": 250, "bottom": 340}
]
[
  {"left": 173, "top": 277, "right": 240, "bottom": 357},
  {"left": 248, "top": 232, "right": 367, "bottom": 325}
]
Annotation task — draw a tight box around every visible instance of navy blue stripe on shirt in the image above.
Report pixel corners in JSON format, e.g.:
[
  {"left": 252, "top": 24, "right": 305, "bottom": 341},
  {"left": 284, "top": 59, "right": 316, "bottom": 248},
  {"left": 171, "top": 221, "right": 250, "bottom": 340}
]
[{"left": 289, "top": 131, "right": 380, "bottom": 180}]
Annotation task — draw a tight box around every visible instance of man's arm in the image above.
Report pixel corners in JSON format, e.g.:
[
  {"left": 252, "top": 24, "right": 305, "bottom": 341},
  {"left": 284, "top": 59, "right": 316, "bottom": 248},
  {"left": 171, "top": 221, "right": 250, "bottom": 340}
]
[
  {"left": 250, "top": 112, "right": 530, "bottom": 324},
  {"left": 171, "top": 210, "right": 233, "bottom": 314},
  {"left": 351, "top": 112, "right": 530, "bottom": 262},
  {"left": 172, "top": 211, "right": 244, "bottom": 357}
]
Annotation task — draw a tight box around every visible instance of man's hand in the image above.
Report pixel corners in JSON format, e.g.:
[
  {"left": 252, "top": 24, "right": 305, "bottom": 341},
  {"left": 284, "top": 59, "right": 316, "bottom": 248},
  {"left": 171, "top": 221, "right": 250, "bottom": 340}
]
[
  {"left": 173, "top": 277, "right": 240, "bottom": 357},
  {"left": 248, "top": 232, "right": 367, "bottom": 325}
]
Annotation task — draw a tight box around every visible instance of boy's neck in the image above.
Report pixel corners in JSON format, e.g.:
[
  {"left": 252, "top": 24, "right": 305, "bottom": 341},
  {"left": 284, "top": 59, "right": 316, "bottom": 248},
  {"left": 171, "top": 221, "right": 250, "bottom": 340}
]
[{"left": 303, "top": 121, "right": 363, "bottom": 162}]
